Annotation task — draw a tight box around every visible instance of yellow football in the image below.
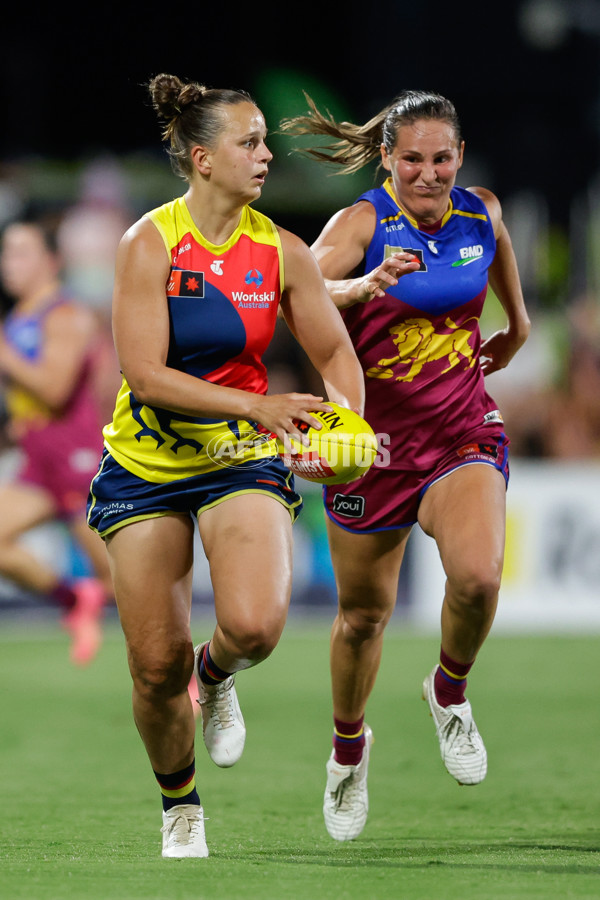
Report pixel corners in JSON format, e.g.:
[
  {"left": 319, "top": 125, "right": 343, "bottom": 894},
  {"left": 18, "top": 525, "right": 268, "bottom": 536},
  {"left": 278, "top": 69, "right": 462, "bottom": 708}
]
[{"left": 279, "top": 403, "right": 378, "bottom": 485}]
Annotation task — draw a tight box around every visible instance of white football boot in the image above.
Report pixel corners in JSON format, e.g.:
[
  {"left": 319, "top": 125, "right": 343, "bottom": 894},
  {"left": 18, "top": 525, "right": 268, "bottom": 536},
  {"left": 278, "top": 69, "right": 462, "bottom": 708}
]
[
  {"left": 161, "top": 804, "right": 209, "bottom": 858},
  {"left": 323, "top": 725, "right": 373, "bottom": 841},
  {"left": 422, "top": 666, "right": 487, "bottom": 785},
  {"left": 194, "top": 643, "right": 246, "bottom": 768}
]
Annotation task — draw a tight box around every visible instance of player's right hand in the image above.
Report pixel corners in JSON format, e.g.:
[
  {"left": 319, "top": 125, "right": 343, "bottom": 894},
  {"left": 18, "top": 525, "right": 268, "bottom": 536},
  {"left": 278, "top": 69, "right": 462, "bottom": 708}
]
[
  {"left": 250, "top": 392, "right": 332, "bottom": 451},
  {"left": 358, "top": 252, "right": 420, "bottom": 303}
]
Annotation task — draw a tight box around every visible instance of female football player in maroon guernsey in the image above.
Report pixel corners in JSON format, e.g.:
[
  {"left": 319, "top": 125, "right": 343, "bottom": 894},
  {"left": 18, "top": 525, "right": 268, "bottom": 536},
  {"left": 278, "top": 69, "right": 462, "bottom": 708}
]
[
  {"left": 0, "top": 216, "right": 112, "bottom": 665},
  {"left": 283, "top": 90, "right": 530, "bottom": 841}
]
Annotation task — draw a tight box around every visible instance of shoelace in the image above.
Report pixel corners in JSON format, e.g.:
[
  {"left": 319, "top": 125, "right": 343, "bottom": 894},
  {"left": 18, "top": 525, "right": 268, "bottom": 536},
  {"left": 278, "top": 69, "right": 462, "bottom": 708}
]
[
  {"left": 332, "top": 770, "right": 363, "bottom": 812},
  {"left": 199, "top": 680, "right": 235, "bottom": 730},
  {"left": 440, "top": 711, "right": 480, "bottom": 755},
  {"left": 162, "top": 810, "right": 208, "bottom": 837}
]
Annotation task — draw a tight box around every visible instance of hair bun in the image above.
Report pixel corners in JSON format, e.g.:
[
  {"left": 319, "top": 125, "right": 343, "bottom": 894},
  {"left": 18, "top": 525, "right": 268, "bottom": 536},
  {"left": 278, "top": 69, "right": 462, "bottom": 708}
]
[
  {"left": 176, "top": 82, "right": 205, "bottom": 113},
  {"left": 148, "top": 73, "right": 205, "bottom": 121}
]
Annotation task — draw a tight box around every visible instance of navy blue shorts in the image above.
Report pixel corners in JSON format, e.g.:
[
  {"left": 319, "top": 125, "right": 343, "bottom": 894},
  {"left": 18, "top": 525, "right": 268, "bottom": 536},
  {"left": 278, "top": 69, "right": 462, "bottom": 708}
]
[{"left": 87, "top": 450, "right": 303, "bottom": 538}]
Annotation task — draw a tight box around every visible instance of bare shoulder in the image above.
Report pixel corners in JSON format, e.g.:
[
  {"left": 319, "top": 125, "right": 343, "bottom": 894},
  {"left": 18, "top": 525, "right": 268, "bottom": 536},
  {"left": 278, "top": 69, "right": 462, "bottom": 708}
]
[
  {"left": 313, "top": 200, "right": 376, "bottom": 248},
  {"left": 467, "top": 186, "right": 502, "bottom": 234},
  {"left": 276, "top": 225, "right": 321, "bottom": 285},
  {"left": 45, "top": 298, "right": 97, "bottom": 341},
  {"left": 276, "top": 224, "right": 309, "bottom": 256},
  {"left": 113, "top": 215, "right": 171, "bottom": 293},
  {"left": 118, "top": 215, "right": 166, "bottom": 258},
  {"left": 307, "top": 200, "right": 376, "bottom": 280}
]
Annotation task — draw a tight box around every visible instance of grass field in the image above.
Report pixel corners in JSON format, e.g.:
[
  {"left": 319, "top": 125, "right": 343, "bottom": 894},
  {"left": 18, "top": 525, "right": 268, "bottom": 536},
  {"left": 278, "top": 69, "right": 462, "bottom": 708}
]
[{"left": 1, "top": 613, "right": 599, "bottom": 900}]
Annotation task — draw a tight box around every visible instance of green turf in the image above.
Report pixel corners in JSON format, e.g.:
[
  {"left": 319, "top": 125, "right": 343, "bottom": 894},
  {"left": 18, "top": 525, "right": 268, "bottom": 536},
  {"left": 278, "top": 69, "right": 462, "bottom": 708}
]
[{"left": 1, "top": 615, "right": 599, "bottom": 900}]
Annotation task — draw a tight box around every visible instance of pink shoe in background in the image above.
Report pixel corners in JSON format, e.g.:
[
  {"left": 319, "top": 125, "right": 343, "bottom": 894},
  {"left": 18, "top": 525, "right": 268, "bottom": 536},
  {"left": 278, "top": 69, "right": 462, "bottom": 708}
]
[
  {"left": 188, "top": 673, "right": 202, "bottom": 719},
  {"left": 63, "top": 578, "right": 106, "bottom": 666}
]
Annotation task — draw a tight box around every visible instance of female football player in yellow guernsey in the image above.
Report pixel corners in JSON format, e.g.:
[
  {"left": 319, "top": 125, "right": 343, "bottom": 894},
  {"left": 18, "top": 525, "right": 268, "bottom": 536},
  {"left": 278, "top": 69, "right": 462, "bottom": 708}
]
[
  {"left": 86, "top": 73, "right": 365, "bottom": 858},
  {"left": 282, "top": 91, "right": 530, "bottom": 841}
]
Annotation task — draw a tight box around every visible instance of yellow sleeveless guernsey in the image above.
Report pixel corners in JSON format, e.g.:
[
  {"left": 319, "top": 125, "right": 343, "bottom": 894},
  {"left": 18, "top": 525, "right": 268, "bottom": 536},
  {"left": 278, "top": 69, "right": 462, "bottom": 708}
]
[{"left": 103, "top": 197, "right": 283, "bottom": 482}]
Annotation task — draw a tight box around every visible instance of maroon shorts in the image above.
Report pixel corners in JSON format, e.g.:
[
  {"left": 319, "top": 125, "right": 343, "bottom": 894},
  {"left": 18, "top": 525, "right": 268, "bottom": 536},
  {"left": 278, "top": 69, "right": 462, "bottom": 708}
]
[
  {"left": 324, "top": 427, "right": 509, "bottom": 533},
  {"left": 17, "top": 427, "right": 103, "bottom": 519}
]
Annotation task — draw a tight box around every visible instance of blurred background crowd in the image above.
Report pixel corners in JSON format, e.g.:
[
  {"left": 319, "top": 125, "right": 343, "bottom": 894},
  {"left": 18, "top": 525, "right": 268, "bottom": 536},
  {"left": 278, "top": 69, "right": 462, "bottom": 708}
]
[
  {"left": 1, "top": 126, "right": 598, "bottom": 462},
  {"left": 0, "top": 0, "right": 599, "bottom": 621}
]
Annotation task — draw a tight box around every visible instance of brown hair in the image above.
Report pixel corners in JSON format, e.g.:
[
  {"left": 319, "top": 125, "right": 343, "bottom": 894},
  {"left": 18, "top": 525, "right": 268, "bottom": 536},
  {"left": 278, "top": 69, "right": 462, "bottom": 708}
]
[
  {"left": 148, "top": 73, "right": 254, "bottom": 181},
  {"left": 280, "top": 90, "right": 462, "bottom": 176},
  {"left": 2, "top": 209, "right": 63, "bottom": 256}
]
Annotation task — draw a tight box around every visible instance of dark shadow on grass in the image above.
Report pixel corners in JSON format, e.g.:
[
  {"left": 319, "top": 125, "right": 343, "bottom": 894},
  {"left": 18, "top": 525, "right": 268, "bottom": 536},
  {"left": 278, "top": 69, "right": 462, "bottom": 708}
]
[{"left": 213, "top": 840, "right": 600, "bottom": 875}]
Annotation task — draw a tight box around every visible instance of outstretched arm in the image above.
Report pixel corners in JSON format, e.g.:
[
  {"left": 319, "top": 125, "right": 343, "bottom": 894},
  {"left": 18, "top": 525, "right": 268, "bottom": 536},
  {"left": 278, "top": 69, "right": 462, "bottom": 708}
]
[{"left": 311, "top": 201, "right": 420, "bottom": 309}]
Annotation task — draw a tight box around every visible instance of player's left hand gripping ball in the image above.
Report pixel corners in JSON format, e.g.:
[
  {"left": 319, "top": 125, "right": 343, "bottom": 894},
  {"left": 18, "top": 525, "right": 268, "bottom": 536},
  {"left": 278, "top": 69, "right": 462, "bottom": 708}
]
[{"left": 279, "top": 403, "right": 378, "bottom": 485}]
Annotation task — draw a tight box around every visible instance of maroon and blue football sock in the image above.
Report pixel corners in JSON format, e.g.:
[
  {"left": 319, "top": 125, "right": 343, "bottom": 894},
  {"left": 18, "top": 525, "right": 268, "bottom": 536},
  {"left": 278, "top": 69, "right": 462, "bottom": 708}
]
[
  {"left": 434, "top": 647, "right": 473, "bottom": 707},
  {"left": 333, "top": 715, "right": 366, "bottom": 766}
]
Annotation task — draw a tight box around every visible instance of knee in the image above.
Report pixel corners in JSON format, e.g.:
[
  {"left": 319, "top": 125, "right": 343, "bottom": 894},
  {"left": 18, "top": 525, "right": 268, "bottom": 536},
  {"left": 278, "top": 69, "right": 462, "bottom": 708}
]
[
  {"left": 447, "top": 561, "right": 502, "bottom": 614},
  {"left": 130, "top": 641, "right": 193, "bottom": 701},
  {"left": 222, "top": 622, "right": 280, "bottom": 665},
  {"left": 339, "top": 603, "right": 391, "bottom": 644}
]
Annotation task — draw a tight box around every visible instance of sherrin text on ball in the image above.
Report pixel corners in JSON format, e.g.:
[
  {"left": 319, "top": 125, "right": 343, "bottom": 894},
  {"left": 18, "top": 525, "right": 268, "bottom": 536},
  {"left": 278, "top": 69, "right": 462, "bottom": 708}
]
[{"left": 279, "top": 403, "right": 378, "bottom": 485}]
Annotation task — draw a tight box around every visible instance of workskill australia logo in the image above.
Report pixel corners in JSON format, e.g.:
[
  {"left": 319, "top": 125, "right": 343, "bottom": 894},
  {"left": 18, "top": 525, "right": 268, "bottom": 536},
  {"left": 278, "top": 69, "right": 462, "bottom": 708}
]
[{"left": 233, "top": 270, "right": 275, "bottom": 308}]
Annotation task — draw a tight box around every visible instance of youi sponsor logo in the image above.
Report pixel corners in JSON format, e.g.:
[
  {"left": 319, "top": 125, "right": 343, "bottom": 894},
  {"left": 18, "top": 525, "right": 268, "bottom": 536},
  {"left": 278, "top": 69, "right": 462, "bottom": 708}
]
[{"left": 332, "top": 493, "right": 365, "bottom": 518}]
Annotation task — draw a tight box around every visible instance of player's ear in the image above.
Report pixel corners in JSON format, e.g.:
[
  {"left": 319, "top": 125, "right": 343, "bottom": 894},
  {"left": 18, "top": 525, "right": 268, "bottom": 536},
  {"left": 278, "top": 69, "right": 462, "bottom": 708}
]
[
  {"left": 191, "top": 144, "right": 212, "bottom": 176},
  {"left": 380, "top": 143, "right": 392, "bottom": 172}
]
